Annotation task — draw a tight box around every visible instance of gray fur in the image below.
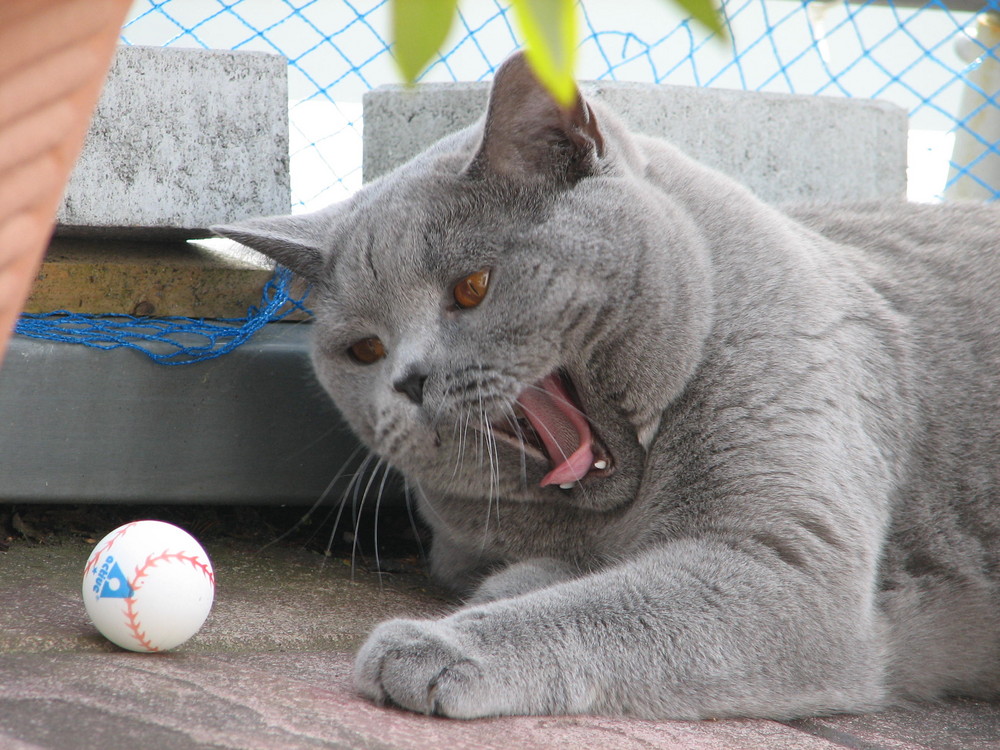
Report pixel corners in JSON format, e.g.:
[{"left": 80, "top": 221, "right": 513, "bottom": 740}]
[{"left": 213, "top": 52, "right": 1000, "bottom": 719}]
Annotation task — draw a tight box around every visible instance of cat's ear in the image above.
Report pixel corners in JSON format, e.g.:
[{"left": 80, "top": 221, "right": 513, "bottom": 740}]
[
  {"left": 211, "top": 211, "right": 336, "bottom": 282},
  {"left": 467, "top": 51, "right": 604, "bottom": 183}
]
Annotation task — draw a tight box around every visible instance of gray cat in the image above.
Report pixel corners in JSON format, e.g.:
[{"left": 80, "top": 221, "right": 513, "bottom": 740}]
[{"left": 213, "top": 52, "right": 1000, "bottom": 720}]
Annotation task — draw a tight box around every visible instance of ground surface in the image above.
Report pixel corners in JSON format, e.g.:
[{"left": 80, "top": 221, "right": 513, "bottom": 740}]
[{"left": 1, "top": 504, "right": 998, "bottom": 750}]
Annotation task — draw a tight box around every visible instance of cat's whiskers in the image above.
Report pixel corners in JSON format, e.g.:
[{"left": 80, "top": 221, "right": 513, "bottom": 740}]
[
  {"left": 401, "top": 478, "right": 427, "bottom": 567},
  {"left": 481, "top": 392, "right": 499, "bottom": 496},
  {"left": 462, "top": 401, "right": 475, "bottom": 476},
  {"left": 410, "top": 477, "right": 445, "bottom": 527},
  {"left": 475, "top": 388, "right": 486, "bottom": 471},
  {"left": 313, "top": 454, "right": 372, "bottom": 556},
  {"left": 438, "top": 382, "right": 467, "bottom": 480},
  {"left": 350, "top": 454, "right": 392, "bottom": 590},
  {"left": 475, "top": 384, "right": 500, "bottom": 545},
  {"left": 451, "top": 403, "right": 473, "bottom": 482},
  {"left": 486, "top": 403, "right": 503, "bottom": 531},
  {"left": 328, "top": 451, "right": 376, "bottom": 569},
  {"left": 307, "top": 450, "right": 377, "bottom": 576},
  {"left": 426, "top": 380, "right": 482, "bottom": 491},
  {"left": 500, "top": 401, "right": 530, "bottom": 491},
  {"left": 449, "top": 410, "right": 462, "bottom": 479},
  {"left": 370, "top": 457, "right": 393, "bottom": 592},
  {"left": 429, "top": 379, "right": 455, "bottom": 435},
  {"left": 249, "top": 445, "right": 387, "bottom": 593},
  {"left": 258, "top": 443, "right": 365, "bottom": 553},
  {"left": 317, "top": 451, "right": 382, "bottom": 578}
]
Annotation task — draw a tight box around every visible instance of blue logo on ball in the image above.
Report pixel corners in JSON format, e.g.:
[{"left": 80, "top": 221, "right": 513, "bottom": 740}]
[{"left": 92, "top": 556, "right": 134, "bottom": 599}]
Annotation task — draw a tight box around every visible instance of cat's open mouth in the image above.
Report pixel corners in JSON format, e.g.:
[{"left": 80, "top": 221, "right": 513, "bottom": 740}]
[{"left": 493, "top": 371, "right": 612, "bottom": 489}]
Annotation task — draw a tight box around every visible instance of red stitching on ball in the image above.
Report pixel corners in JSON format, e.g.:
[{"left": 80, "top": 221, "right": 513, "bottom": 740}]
[
  {"left": 123, "top": 549, "right": 214, "bottom": 652},
  {"left": 82, "top": 522, "right": 140, "bottom": 576},
  {"left": 123, "top": 596, "right": 158, "bottom": 653}
]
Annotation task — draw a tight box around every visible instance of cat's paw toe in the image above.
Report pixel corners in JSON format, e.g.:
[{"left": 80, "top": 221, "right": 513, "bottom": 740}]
[{"left": 353, "top": 619, "right": 489, "bottom": 718}]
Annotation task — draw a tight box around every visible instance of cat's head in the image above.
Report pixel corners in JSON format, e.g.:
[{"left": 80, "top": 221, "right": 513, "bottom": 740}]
[{"left": 214, "top": 52, "right": 712, "bottom": 510}]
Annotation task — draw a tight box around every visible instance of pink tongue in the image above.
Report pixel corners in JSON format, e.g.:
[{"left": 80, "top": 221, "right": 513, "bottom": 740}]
[{"left": 516, "top": 373, "right": 594, "bottom": 486}]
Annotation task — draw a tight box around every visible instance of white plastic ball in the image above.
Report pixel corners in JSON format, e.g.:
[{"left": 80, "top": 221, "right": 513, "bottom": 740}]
[{"left": 82, "top": 520, "right": 215, "bottom": 652}]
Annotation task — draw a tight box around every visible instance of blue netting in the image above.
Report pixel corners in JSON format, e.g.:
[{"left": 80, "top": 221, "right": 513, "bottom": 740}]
[
  {"left": 20, "top": 0, "right": 1000, "bottom": 363},
  {"left": 16, "top": 267, "right": 310, "bottom": 365}
]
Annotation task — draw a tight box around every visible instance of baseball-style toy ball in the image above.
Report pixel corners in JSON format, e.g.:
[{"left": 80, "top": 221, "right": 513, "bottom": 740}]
[{"left": 82, "top": 520, "right": 215, "bottom": 653}]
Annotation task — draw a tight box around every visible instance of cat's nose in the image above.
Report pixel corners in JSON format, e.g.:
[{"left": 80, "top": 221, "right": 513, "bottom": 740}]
[{"left": 393, "top": 369, "right": 427, "bottom": 405}]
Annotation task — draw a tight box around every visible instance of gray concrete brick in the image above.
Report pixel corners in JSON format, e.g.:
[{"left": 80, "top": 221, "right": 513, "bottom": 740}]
[
  {"left": 57, "top": 45, "right": 290, "bottom": 239},
  {"left": 0, "top": 326, "right": 357, "bottom": 505},
  {"left": 363, "top": 82, "right": 908, "bottom": 204}
]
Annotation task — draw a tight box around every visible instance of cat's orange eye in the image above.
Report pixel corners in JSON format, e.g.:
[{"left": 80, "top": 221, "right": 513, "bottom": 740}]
[
  {"left": 348, "top": 337, "right": 385, "bottom": 365},
  {"left": 453, "top": 268, "right": 491, "bottom": 309}
]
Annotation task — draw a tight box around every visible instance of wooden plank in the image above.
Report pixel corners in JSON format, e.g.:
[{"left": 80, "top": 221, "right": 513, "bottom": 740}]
[{"left": 26, "top": 238, "right": 307, "bottom": 320}]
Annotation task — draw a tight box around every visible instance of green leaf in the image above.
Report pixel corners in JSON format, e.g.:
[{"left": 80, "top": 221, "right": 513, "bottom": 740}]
[
  {"left": 391, "top": 0, "right": 460, "bottom": 84},
  {"left": 669, "top": 0, "right": 726, "bottom": 38},
  {"left": 510, "top": 0, "right": 578, "bottom": 108}
]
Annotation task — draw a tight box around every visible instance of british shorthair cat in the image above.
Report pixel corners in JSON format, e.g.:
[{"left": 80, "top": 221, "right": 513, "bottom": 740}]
[{"left": 214, "top": 52, "right": 1000, "bottom": 719}]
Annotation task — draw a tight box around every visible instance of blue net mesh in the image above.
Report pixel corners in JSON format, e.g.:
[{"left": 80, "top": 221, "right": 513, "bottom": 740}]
[
  {"left": 16, "top": 267, "right": 310, "bottom": 365},
  {"left": 19, "top": 0, "right": 1000, "bottom": 363}
]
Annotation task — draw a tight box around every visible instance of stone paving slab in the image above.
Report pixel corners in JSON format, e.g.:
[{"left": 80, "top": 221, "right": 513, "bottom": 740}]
[
  {"left": 1, "top": 529, "right": 998, "bottom": 749},
  {"left": 788, "top": 702, "right": 1000, "bottom": 750},
  {"left": 0, "top": 537, "right": 443, "bottom": 656},
  {"left": 0, "top": 653, "right": 848, "bottom": 750}
]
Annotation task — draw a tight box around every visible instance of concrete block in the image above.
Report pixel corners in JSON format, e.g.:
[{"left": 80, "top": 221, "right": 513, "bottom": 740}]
[
  {"left": 0, "top": 325, "right": 360, "bottom": 505},
  {"left": 57, "top": 45, "right": 290, "bottom": 239},
  {"left": 363, "top": 82, "right": 908, "bottom": 204}
]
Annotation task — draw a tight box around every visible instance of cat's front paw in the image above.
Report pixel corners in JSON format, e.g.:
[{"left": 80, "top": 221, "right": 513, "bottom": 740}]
[{"left": 353, "top": 617, "right": 507, "bottom": 719}]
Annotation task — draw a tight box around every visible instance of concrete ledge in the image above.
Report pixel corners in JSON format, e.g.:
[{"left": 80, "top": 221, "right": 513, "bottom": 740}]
[
  {"left": 57, "top": 46, "right": 290, "bottom": 239},
  {"left": 363, "top": 82, "right": 908, "bottom": 204},
  {"left": 0, "top": 325, "right": 363, "bottom": 505}
]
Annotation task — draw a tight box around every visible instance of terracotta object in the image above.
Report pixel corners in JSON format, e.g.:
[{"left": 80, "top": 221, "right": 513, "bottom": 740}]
[{"left": 0, "top": 0, "right": 131, "bottom": 366}]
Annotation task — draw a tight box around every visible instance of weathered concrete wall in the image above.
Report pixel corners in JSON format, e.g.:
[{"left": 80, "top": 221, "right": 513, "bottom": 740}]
[
  {"left": 56, "top": 45, "right": 290, "bottom": 239},
  {"left": 363, "top": 82, "right": 908, "bottom": 204}
]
